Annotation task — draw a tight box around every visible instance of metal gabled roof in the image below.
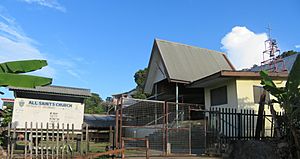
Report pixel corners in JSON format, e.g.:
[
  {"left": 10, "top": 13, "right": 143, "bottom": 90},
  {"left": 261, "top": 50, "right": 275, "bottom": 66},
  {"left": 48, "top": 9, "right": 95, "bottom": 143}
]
[
  {"left": 144, "top": 39, "right": 235, "bottom": 93},
  {"left": 156, "top": 39, "right": 235, "bottom": 82},
  {"left": 9, "top": 85, "right": 91, "bottom": 98},
  {"left": 250, "top": 53, "right": 299, "bottom": 72}
]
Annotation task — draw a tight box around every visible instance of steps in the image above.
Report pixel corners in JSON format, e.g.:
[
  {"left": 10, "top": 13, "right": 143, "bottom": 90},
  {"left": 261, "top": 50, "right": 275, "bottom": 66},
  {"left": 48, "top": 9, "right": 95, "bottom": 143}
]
[{"left": 124, "top": 120, "right": 208, "bottom": 155}]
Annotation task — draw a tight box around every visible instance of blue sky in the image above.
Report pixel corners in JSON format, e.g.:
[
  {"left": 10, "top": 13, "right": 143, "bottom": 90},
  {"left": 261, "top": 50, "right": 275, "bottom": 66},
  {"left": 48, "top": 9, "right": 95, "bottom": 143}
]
[{"left": 0, "top": 0, "right": 299, "bottom": 100}]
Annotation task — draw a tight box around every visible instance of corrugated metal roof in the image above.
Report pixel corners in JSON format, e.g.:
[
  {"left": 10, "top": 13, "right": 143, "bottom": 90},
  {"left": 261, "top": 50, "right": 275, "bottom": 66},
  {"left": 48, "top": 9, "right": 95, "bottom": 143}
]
[
  {"left": 157, "top": 39, "right": 234, "bottom": 82},
  {"left": 9, "top": 85, "right": 91, "bottom": 98},
  {"left": 189, "top": 70, "right": 288, "bottom": 88},
  {"left": 250, "top": 53, "right": 299, "bottom": 72},
  {"left": 144, "top": 39, "right": 234, "bottom": 93},
  {"left": 156, "top": 39, "right": 234, "bottom": 82},
  {"left": 84, "top": 114, "right": 115, "bottom": 128}
]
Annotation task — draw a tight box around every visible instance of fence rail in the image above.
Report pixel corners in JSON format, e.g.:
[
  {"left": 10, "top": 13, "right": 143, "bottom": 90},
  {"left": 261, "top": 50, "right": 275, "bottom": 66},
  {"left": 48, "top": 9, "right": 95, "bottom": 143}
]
[
  {"left": 208, "top": 107, "right": 280, "bottom": 140},
  {"left": 118, "top": 98, "right": 282, "bottom": 156},
  {"left": 2, "top": 122, "right": 91, "bottom": 159}
]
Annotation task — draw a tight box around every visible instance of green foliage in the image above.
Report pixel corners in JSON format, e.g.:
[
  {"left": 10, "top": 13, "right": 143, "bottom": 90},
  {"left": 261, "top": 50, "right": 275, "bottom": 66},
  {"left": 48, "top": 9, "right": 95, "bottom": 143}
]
[
  {"left": 132, "top": 68, "right": 149, "bottom": 99},
  {"left": 260, "top": 54, "right": 300, "bottom": 122},
  {"left": 84, "top": 93, "right": 106, "bottom": 114},
  {"left": 134, "top": 68, "right": 148, "bottom": 89},
  {"left": 0, "top": 60, "right": 52, "bottom": 93},
  {"left": 132, "top": 91, "right": 148, "bottom": 99},
  {"left": 0, "top": 60, "right": 48, "bottom": 73},
  {"left": 279, "top": 50, "right": 299, "bottom": 59},
  {"left": 0, "top": 73, "right": 52, "bottom": 88},
  {"left": 260, "top": 54, "right": 300, "bottom": 157},
  {"left": 1, "top": 106, "right": 13, "bottom": 127},
  {"left": 0, "top": 59, "right": 52, "bottom": 123},
  {"left": 0, "top": 59, "right": 52, "bottom": 146}
]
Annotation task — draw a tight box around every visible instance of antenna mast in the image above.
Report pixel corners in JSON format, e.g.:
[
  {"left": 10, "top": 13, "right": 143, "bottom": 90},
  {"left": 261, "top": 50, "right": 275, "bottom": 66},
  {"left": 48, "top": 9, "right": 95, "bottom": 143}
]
[{"left": 261, "top": 25, "right": 287, "bottom": 72}]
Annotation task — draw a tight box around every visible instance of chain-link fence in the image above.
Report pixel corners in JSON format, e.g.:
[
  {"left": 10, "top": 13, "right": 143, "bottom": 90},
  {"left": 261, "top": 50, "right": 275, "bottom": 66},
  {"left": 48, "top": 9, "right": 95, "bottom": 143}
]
[
  {"left": 117, "top": 98, "right": 281, "bottom": 157},
  {"left": 118, "top": 98, "right": 203, "bottom": 157}
]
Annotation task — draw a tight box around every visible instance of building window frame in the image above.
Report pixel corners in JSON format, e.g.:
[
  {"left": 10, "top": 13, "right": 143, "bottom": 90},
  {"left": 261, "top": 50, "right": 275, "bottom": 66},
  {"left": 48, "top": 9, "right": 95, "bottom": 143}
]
[
  {"left": 253, "top": 85, "right": 270, "bottom": 104},
  {"left": 210, "top": 86, "right": 228, "bottom": 106}
]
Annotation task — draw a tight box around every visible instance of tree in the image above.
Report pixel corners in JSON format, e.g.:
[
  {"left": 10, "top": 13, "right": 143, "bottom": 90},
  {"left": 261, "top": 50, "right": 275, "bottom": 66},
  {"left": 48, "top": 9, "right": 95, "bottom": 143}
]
[
  {"left": 1, "top": 106, "right": 12, "bottom": 127},
  {"left": 260, "top": 54, "right": 300, "bottom": 158},
  {"left": 84, "top": 93, "right": 106, "bottom": 114},
  {"left": 134, "top": 68, "right": 148, "bottom": 88},
  {"left": 132, "top": 68, "right": 149, "bottom": 99},
  {"left": 278, "top": 50, "right": 299, "bottom": 59}
]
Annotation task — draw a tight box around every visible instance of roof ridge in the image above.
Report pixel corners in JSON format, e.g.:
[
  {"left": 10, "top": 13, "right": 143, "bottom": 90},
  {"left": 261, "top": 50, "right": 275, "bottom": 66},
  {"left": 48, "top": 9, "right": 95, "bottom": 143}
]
[
  {"left": 39, "top": 85, "right": 90, "bottom": 91},
  {"left": 155, "top": 38, "right": 225, "bottom": 55}
]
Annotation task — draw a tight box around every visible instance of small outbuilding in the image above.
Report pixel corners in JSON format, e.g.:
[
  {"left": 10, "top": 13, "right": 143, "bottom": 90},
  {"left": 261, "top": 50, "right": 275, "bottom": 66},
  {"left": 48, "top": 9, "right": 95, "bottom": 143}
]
[{"left": 83, "top": 114, "right": 115, "bottom": 142}]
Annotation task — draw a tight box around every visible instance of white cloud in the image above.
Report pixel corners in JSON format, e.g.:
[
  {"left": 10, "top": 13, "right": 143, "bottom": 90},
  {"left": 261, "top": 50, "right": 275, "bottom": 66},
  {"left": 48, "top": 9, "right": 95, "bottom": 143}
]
[
  {"left": 221, "top": 26, "right": 268, "bottom": 70},
  {"left": 51, "top": 59, "right": 85, "bottom": 80},
  {"left": 295, "top": 45, "right": 300, "bottom": 49},
  {"left": 0, "top": 9, "right": 86, "bottom": 83},
  {"left": 20, "top": 0, "right": 66, "bottom": 12},
  {"left": 0, "top": 13, "right": 54, "bottom": 77},
  {"left": 67, "top": 69, "right": 80, "bottom": 79}
]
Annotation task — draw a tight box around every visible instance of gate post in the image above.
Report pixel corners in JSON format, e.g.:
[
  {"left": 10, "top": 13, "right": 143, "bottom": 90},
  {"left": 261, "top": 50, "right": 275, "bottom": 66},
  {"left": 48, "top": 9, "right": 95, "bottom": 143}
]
[
  {"left": 189, "top": 123, "right": 192, "bottom": 155},
  {"left": 145, "top": 137, "right": 150, "bottom": 159},
  {"left": 165, "top": 101, "right": 170, "bottom": 155}
]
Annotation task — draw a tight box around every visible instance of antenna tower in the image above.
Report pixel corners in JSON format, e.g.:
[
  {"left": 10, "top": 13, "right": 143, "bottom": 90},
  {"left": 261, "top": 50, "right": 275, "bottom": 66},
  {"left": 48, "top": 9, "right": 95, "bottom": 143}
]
[{"left": 261, "top": 25, "right": 287, "bottom": 72}]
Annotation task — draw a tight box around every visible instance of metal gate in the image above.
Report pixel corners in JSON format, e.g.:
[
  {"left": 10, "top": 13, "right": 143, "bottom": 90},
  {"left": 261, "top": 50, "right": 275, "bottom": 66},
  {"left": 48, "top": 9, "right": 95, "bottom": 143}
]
[{"left": 115, "top": 98, "right": 204, "bottom": 157}]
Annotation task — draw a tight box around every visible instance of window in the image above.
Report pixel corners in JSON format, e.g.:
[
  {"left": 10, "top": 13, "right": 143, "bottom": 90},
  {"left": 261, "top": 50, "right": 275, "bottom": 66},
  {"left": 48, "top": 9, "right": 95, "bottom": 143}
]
[
  {"left": 210, "top": 86, "right": 227, "bottom": 106},
  {"left": 253, "top": 86, "right": 270, "bottom": 104}
]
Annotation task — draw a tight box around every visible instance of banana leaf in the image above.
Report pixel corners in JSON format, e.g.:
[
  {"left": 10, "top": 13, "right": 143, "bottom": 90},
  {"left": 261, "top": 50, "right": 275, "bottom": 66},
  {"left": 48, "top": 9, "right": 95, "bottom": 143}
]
[
  {"left": 0, "top": 60, "right": 48, "bottom": 73},
  {"left": 260, "top": 70, "right": 285, "bottom": 98},
  {"left": 286, "top": 54, "right": 300, "bottom": 95},
  {"left": 0, "top": 73, "right": 52, "bottom": 88}
]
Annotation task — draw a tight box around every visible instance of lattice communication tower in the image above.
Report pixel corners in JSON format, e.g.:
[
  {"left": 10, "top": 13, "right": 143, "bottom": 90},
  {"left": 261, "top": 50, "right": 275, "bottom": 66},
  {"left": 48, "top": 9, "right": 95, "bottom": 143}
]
[{"left": 261, "top": 26, "right": 287, "bottom": 72}]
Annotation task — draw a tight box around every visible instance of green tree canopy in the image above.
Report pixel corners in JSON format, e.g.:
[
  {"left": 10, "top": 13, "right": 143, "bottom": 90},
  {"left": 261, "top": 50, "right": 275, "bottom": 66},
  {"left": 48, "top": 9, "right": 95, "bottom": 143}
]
[
  {"left": 132, "top": 68, "right": 149, "bottom": 99},
  {"left": 278, "top": 50, "right": 299, "bottom": 58},
  {"left": 84, "top": 93, "right": 106, "bottom": 114},
  {"left": 134, "top": 68, "right": 148, "bottom": 88}
]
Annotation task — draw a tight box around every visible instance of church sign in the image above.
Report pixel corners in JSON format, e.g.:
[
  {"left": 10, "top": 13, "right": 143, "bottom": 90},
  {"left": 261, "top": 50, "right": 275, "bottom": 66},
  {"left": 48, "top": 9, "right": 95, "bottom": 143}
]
[{"left": 12, "top": 98, "right": 84, "bottom": 130}]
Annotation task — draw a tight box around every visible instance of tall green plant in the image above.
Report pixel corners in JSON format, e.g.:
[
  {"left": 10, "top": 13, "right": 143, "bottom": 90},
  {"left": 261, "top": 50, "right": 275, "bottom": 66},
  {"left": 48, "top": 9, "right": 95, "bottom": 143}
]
[
  {"left": 0, "top": 59, "right": 52, "bottom": 145},
  {"left": 260, "top": 54, "right": 300, "bottom": 157},
  {"left": 0, "top": 60, "right": 52, "bottom": 92},
  {"left": 260, "top": 54, "right": 300, "bottom": 125}
]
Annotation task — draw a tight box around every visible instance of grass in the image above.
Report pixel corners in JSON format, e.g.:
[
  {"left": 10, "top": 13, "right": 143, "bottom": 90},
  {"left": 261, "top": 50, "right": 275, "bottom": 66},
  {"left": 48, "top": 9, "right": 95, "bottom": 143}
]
[{"left": 11, "top": 140, "right": 111, "bottom": 155}]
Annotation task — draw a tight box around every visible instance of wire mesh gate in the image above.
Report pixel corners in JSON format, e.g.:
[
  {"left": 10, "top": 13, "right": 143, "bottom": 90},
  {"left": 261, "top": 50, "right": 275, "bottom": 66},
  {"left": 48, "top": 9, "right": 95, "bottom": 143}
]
[
  {"left": 116, "top": 98, "right": 281, "bottom": 157},
  {"left": 115, "top": 98, "right": 203, "bottom": 157}
]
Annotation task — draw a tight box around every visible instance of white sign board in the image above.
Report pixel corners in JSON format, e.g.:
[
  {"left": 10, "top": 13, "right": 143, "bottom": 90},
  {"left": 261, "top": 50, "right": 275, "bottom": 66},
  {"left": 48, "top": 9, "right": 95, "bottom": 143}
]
[{"left": 12, "top": 98, "right": 85, "bottom": 130}]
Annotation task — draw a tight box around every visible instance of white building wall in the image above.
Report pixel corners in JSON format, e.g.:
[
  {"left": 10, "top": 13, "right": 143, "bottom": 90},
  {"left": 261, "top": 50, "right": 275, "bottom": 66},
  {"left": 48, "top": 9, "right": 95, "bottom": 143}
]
[
  {"left": 153, "top": 57, "right": 166, "bottom": 84},
  {"left": 235, "top": 79, "right": 285, "bottom": 137},
  {"left": 235, "top": 79, "right": 285, "bottom": 112},
  {"left": 204, "top": 78, "right": 286, "bottom": 137},
  {"left": 204, "top": 79, "right": 238, "bottom": 110}
]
